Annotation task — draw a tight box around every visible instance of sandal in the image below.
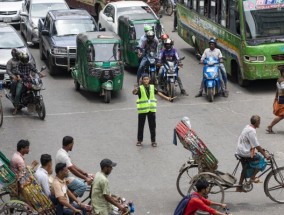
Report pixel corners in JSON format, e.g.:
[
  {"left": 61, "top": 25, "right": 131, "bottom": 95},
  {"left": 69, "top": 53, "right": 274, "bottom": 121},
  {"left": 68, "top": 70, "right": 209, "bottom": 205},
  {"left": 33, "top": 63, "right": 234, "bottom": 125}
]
[
  {"left": 236, "top": 187, "right": 247, "bottom": 193},
  {"left": 136, "top": 141, "right": 142, "bottom": 146},
  {"left": 266, "top": 126, "right": 275, "bottom": 134},
  {"left": 151, "top": 142, "right": 157, "bottom": 147},
  {"left": 250, "top": 177, "right": 262, "bottom": 183}
]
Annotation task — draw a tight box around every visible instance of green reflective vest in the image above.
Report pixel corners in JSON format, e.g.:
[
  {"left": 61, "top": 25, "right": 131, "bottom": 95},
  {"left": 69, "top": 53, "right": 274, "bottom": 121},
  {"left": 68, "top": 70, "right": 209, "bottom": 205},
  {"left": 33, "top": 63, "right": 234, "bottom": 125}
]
[{"left": 136, "top": 85, "right": 157, "bottom": 114}]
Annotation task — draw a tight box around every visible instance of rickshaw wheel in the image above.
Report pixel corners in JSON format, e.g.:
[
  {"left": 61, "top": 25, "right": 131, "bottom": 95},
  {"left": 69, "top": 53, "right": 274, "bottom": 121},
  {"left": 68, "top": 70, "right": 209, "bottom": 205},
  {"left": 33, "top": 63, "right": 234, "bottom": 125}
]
[
  {"left": 188, "top": 173, "right": 224, "bottom": 214},
  {"left": 74, "top": 81, "right": 80, "bottom": 91},
  {"left": 104, "top": 91, "right": 111, "bottom": 103},
  {"left": 0, "top": 200, "right": 37, "bottom": 215},
  {"left": 0, "top": 99, "right": 3, "bottom": 127}
]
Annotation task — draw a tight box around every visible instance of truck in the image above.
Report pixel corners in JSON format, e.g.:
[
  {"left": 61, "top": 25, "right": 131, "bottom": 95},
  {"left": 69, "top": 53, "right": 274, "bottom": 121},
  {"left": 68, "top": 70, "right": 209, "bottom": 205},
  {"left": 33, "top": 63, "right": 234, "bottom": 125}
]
[
  {"left": 38, "top": 9, "right": 99, "bottom": 75},
  {"left": 65, "top": 0, "right": 121, "bottom": 18}
]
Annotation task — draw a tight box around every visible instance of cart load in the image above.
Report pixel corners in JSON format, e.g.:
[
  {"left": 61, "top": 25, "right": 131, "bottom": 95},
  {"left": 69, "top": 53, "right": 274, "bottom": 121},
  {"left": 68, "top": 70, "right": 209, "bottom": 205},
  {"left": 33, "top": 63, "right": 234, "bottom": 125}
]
[
  {"left": 174, "top": 117, "right": 218, "bottom": 172},
  {"left": 0, "top": 151, "right": 55, "bottom": 214}
]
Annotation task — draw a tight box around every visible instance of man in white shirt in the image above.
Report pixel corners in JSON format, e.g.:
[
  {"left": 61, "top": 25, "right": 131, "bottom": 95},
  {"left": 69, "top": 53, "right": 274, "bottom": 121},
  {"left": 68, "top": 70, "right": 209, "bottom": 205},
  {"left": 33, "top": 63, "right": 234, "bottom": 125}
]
[
  {"left": 55, "top": 136, "right": 93, "bottom": 197},
  {"left": 195, "top": 38, "right": 228, "bottom": 97},
  {"left": 235, "top": 115, "right": 270, "bottom": 192},
  {"left": 35, "top": 154, "right": 53, "bottom": 197}
]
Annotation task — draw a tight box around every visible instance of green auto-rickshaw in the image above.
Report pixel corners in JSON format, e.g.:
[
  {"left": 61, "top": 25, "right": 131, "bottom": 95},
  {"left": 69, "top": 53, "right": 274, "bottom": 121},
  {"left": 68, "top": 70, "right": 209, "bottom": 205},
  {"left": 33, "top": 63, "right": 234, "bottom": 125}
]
[
  {"left": 71, "top": 32, "right": 124, "bottom": 103},
  {"left": 118, "top": 13, "right": 162, "bottom": 68}
]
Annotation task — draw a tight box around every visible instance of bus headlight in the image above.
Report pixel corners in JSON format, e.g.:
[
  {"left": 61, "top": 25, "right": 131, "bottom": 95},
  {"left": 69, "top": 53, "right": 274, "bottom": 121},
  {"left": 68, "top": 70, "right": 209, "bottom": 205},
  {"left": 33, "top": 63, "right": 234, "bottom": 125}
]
[{"left": 244, "top": 55, "right": 266, "bottom": 62}]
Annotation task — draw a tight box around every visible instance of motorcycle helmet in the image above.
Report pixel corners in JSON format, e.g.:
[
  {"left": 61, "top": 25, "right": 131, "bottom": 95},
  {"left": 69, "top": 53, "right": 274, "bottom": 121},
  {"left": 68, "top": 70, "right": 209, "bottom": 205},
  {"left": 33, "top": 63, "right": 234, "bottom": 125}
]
[
  {"left": 144, "top": 25, "right": 152, "bottom": 33},
  {"left": 146, "top": 30, "right": 155, "bottom": 41},
  {"left": 164, "top": 38, "right": 173, "bottom": 50},
  {"left": 19, "top": 52, "right": 29, "bottom": 65},
  {"left": 209, "top": 37, "right": 217, "bottom": 45},
  {"left": 160, "top": 33, "right": 169, "bottom": 41}
]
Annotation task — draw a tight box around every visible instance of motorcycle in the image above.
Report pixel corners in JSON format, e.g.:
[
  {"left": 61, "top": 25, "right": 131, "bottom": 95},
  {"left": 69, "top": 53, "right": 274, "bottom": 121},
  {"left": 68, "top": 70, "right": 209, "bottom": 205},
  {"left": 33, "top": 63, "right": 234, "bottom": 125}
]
[
  {"left": 5, "top": 66, "right": 46, "bottom": 120},
  {"left": 159, "top": 57, "right": 184, "bottom": 99},
  {"left": 202, "top": 57, "right": 222, "bottom": 102}
]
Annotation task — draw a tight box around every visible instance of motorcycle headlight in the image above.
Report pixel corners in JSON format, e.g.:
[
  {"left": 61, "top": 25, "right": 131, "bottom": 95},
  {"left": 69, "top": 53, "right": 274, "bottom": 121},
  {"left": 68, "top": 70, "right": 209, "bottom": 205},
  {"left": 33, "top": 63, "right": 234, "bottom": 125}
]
[{"left": 52, "top": 47, "right": 67, "bottom": 55}]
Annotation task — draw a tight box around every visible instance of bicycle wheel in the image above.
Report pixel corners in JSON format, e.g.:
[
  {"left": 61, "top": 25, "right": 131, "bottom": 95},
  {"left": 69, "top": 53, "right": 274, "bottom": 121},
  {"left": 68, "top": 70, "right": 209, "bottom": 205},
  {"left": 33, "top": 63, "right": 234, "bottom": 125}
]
[
  {"left": 176, "top": 165, "right": 199, "bottom": 197},
  {"left": 163, "top": 0, "right": 174, "bottom": 16},
  {"left": 0, "top": 200, "right": 36, "bottom": 214},
  {"left": 188, "top": 173, "right": 224, "bottom": 214},
  {"left": 264, "top": 166, "right": 284, "bottom": 203},
  {"left": 0, "top": 99, "right": 3, "bottom": 127}
]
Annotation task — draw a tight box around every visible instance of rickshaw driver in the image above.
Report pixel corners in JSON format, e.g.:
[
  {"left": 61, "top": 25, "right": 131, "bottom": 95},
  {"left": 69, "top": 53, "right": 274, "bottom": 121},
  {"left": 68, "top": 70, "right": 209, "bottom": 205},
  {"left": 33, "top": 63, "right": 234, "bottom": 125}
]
[
  {"left": 235, "top": 115, "right": 270, "bottom": 192},
  {"left": 157, "top": 38, "right": 188, "bottom": 95},
  {"left": 137, "top": 30, "right": 159, "bottom": 83}
]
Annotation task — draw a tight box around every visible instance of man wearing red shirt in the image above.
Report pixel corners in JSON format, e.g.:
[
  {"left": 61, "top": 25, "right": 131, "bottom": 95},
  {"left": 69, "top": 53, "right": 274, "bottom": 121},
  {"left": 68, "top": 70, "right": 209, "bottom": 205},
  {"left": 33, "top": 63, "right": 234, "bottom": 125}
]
[{"left": 184, "top": 179, "right": 231, "bottom": 215}]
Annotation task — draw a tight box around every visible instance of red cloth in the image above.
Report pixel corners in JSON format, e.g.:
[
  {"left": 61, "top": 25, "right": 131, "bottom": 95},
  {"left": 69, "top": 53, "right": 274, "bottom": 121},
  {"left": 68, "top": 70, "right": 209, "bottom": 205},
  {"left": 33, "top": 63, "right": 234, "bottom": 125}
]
[{"left": 183, "top": 192, "right": 217, "bottom": 215}]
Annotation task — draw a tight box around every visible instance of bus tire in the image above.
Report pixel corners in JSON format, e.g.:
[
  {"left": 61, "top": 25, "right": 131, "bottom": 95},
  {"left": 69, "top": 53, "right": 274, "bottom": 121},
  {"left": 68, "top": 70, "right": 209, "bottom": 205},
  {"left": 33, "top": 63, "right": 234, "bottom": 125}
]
[{"left": 231, "top": 61, "right": 249, "bottom": 87}]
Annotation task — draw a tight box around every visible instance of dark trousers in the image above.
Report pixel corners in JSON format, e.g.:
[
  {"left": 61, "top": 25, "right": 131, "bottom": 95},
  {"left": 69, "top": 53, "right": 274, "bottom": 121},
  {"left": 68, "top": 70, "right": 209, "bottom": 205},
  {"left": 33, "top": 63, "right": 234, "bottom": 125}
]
[{"left": 138, "top": 112, "right": 156, "bottom": 142}]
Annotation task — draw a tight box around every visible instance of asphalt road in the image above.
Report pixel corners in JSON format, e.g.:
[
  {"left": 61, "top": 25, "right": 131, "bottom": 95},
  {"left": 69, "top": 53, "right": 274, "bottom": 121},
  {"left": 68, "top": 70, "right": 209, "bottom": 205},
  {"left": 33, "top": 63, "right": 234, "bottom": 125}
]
[{"left": 1, "top": 15, "right": 284, "bottom": 215}]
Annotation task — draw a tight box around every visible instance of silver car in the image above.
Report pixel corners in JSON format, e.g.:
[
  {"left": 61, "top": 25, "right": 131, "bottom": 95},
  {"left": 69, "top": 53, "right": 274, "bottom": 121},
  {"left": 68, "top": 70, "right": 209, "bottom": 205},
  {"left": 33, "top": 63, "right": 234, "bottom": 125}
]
[
  {"left": 0, "top": 23, "right": 35, "bottom": 80},
  {"left": 20, "top": 0, "right": 69, "bottom": 45},
  {"left": 0, "top": 0, "right": 24, "bottom": 25}
]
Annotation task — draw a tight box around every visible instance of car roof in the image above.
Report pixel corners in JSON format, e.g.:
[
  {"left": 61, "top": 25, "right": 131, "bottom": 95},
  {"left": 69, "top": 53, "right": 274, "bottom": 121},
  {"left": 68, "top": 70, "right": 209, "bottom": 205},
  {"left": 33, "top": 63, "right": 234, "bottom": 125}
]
[
  {"left": 49, "top": 9, "right": 92, "bottom": 20},
  {"left": 0, "top": 23, "right": 16, "bottom": 33},
  {"left": 77, "top": 31, "right": 121, "bottom": 43},
  {"left": 119, "top": 13, "right": 157, "bottom": 21},
  {"left": 30, "top": 0, "right": 67, "bottom": 4},
  {"left": 110, "top": 1, "right": 148, "bottom": 8}
]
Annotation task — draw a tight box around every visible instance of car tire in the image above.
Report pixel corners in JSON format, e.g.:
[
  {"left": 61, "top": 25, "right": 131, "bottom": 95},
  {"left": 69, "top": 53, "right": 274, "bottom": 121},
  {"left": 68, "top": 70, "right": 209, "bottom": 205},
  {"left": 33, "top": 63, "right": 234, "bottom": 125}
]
[{"left": 48, "top": 55, "right": 57, "bottom": 76}]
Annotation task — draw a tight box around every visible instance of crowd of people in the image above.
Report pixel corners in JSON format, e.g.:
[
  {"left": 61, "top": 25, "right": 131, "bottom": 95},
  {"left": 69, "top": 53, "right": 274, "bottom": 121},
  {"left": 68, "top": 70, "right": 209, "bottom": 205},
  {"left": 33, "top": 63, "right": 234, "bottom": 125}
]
[{"left": 9, "top": 137, "right": 129, "bottom": 215}]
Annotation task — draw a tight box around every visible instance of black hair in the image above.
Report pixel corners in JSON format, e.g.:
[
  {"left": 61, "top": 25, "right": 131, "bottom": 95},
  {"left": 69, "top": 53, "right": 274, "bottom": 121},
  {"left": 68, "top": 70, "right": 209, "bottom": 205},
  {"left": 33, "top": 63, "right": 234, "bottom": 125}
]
[
  {"left": 195, "top": 179, "right": 209, "bottom": 192},
  {"left": 55, "top": 163, "right": 66, "bottom": 175},
  {"left": 17, "top": 140, "right": 30, "bottom": 152},
  {"left": 40, "top": 154, "right": 52, "bottom": 167},
  {"left": 250, "top": 115, "right": 260, "bottom": 125},
  {"left": 62, "top": 136, "right": 73, "bottom": 147}
]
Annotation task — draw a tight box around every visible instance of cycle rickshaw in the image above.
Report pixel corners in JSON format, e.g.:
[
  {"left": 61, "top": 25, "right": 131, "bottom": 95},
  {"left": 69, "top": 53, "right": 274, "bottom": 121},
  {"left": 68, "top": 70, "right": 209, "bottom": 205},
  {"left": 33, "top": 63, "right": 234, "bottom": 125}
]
[
  {"left": 0, "top": 151, "right": 56, "bottom": 214},
  {"left": 173, "top": 117, "right": 284, "bottom": 211}
]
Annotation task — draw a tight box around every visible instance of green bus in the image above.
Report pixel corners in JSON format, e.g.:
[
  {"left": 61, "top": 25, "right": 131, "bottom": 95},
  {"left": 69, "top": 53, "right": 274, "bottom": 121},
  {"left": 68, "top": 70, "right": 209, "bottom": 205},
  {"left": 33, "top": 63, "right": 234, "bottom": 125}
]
[{"left": 176, "top": 0, "right": 284, "bottom": 86}]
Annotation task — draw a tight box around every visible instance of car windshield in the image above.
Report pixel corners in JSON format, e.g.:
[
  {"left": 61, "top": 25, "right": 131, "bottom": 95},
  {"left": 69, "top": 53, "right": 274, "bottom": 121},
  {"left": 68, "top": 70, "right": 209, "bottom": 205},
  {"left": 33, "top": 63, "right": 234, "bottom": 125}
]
[
  {"left": 31, "top": 3, "right": 68, "bottom": 18},
  {"left": 0, "top": 0, "right": 22, "bottom": 2},
  {"left": 54, "top": 19, "right": 97, "bottom": 36},
  {"left": 0, "top": 32, "right": 24, "bottom": 48},
  {"left": 134, "top": 23, "right": 156, "bottom": 40},
  {"left": 93, "top": 43, "right": 120, "bottom": 61},
  {"left": 117, "top": 6, "right": 155, "bottom": 17},
  {"left": 243, "top": 0, "right": 284, "bottom": 39}
]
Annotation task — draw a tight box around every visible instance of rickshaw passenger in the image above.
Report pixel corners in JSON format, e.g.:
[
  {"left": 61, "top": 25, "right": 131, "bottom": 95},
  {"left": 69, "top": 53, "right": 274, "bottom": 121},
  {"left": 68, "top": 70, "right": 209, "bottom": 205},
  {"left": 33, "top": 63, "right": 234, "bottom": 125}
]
[
  {"left": 10, "top": 139, "right": 38, "bottom": 176},
  {"left": 34, "top": 154, "right": 53, "bottom": 197},
  {"left": 235, "top": 115, "right": 270, "bottom": 192},
  {"left": 51, "top": 163, "right": 86, "bottom": 215},
  {"left": 137, "top": 30, "right": 159, "bottom": 83}
]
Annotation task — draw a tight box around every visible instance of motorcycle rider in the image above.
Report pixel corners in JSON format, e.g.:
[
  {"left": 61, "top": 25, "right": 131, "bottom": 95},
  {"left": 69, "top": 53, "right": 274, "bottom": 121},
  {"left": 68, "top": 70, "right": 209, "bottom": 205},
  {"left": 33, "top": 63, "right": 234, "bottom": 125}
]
[
  {"left": 13, "top": 52, "right": 43, "bottom": 115},
  {"left": 138, "top": 25, "right": 158, "bottom": 47},
  {"left": 137, "top": 30, "right": 159, "bottom": 83},
  {"left": 6, "top": 48, "right": 20, "bottom": 98},
  {"left": 157, "top": 38, "right": 188, "bottom": 95},
  {"left": 195, "top": 38, "right": 228, "bottom": 97}
]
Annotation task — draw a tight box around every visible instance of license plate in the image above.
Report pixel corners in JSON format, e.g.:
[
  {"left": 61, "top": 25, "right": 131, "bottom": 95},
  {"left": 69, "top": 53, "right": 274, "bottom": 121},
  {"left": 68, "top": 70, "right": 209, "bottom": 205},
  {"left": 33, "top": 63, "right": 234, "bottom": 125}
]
[
  {"left": 167, "top": 74, "right": 176, "bottom": 76},
  {"left": 3, "top": 17, "right": 12, "bottom": 23}
]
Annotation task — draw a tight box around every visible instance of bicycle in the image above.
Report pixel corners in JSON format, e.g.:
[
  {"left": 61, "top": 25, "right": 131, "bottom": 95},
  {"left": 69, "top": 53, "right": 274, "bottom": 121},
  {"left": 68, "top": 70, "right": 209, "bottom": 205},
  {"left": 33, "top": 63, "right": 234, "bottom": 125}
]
[{"left": 160, "top": 0, "right": 174, "bottom": 16}]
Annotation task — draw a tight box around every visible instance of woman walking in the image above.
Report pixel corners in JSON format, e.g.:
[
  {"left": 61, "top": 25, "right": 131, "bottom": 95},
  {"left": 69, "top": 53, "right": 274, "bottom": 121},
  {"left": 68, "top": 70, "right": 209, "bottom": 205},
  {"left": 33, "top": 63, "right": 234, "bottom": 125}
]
[{"left": 267, "top": 68, "right": 284, "bottom": 133}]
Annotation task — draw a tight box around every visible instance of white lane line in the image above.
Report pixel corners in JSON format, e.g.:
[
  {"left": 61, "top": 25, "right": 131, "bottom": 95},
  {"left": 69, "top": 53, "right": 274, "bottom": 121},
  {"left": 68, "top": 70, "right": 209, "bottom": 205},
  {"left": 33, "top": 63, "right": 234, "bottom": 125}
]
[{"left": 2, "top": 97, "right": 272, "bottom": 118}]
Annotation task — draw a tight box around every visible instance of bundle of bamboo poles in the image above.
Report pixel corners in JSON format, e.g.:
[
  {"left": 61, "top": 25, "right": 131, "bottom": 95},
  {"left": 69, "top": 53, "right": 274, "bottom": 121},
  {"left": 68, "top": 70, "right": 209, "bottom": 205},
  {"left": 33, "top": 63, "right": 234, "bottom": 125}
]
[
  {"left": 19, "top": 168, "right": 55, "bottom": 215},
  {"left": 176, "top": 121, "right": 218, "bottom": 171}
]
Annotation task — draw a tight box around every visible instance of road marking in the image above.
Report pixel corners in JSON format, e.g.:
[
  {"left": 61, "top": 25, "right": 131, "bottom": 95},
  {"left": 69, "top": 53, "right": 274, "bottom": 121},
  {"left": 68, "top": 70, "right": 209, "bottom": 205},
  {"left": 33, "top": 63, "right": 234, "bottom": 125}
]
[{"left": 3, "top": 97, "right": 272, "bottom": 118}]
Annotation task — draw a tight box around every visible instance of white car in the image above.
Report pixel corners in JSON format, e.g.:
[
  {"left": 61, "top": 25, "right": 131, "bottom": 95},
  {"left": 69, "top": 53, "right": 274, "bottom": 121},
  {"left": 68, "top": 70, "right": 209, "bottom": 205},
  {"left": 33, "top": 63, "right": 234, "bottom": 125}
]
[
  {"left": 98, "top": 1, "right": 157, "bottom": 34},
  {"left": 0, "top": 0, "right": 24, "bottom": 25}
]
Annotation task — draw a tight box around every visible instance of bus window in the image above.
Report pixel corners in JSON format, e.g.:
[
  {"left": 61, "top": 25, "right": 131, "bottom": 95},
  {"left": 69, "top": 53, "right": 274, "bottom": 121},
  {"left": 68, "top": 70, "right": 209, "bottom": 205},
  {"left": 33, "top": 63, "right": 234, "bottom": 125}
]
[
  {"left": 198, "top": 0, "right": 209, "bottom": 16},
  {"left": 228, "top": 0, "right": 240, "bottom": 34},
  {"left": 192, "top": 0, "right": 197, "bottom": 10},
  {"left": 219, "top": 0, "right": 228, "bottom": 27},
  {"left": 210, "top": 0, "right": 217, "bottom": 22}
]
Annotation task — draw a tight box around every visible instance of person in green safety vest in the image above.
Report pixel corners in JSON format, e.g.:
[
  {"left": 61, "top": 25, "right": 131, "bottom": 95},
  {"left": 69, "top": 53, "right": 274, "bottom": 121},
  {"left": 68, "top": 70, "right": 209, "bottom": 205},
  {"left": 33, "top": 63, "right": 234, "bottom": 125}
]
[{"left": 132, "top": 73, "right": 174, "bottom": 147}]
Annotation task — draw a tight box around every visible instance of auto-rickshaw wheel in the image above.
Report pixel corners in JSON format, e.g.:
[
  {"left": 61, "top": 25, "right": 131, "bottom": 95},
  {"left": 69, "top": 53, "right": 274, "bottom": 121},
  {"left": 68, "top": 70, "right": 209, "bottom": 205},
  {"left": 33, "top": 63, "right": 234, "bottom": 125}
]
[
  {"left": 74, "top": 81, "right": 80, "bottom": 91},
  {"left": 0, "top": 200, "right": 36, "bottom": 214},
  {"left": 104, "top": 91, "right": 111, "bottom": 103}
]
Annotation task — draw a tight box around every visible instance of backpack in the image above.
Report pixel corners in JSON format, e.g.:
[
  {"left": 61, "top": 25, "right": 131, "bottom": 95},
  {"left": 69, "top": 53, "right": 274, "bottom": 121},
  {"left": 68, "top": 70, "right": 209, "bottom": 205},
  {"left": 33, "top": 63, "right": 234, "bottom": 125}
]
[{"left": 173, "top": 193, "right": 198, "bottom": 215}]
